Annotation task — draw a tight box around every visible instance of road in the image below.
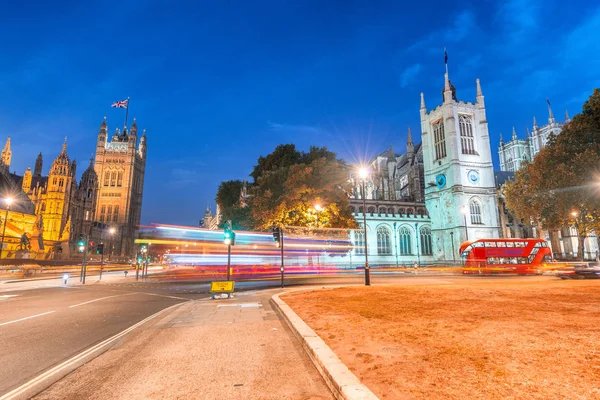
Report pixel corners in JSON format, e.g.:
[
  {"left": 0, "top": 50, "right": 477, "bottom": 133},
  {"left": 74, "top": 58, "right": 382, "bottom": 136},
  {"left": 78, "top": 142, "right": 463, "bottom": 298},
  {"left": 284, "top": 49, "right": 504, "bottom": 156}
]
[{"left": 0, "top": 271, "right": 556, "bottom": 398}]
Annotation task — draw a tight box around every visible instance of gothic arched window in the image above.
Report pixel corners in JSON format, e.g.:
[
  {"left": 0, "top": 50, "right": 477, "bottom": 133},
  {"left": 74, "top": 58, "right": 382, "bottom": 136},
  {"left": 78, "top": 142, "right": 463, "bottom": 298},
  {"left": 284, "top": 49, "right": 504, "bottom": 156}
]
[
  {"left": 117, "top": 171, "right": 123, "bottom": 187},
  {"left": 399, "top": 226, "right": 412, "bottom": 255},
  {"left": 355, "top": 227, "right": 365, "bottom": 255},
  {"left": 433, "top": 119, "right": 447, "bottom": 160},
  {"left": 470, "top": 199, "right": 483, "bottom": 225},
  {"left": 104, "top": 172, "right": 110, "bottom": 187},
  {"left": 420, "top": 227, "right": 433, "bottom": 256},
  {"left": 113, "top": 205, "right": 119, "bottom": 222},
  {"left": 110, "top": 172, "right": 117, "bottom": 187},
  {"left": 377, "top": 226, "right": 391, "bottom": 255},
  {"left": 459, "top": 114, "right": 476, "bottom": 155}
]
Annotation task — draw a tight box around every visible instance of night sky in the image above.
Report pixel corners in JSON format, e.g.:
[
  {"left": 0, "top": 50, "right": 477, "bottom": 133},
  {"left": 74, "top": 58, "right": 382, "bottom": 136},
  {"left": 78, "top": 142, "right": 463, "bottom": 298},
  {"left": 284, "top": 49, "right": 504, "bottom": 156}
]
[{"left": 1, "top": 0, "right": 599, "bottom": 225}]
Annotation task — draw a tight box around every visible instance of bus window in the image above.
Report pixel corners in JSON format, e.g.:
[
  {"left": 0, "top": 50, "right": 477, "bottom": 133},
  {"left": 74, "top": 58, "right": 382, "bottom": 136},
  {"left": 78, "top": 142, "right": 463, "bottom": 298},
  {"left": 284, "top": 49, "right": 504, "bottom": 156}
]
[
  {"left": 534, "top": 242, "right": 541, "bottom": 247},
  {"left": 506, "top": 242, "right": 514, "bottom": 247},
  {"left": 497, "top": 242, "right": 506, "bottom": 247}
]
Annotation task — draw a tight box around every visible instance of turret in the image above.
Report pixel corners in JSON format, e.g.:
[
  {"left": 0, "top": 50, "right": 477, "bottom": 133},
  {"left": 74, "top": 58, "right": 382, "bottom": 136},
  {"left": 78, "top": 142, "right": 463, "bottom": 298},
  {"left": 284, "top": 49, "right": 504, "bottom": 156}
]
[
  {"left": 547, "top": 99, "right": 555, "bottom": 124},
  {"left": 406, "top": 125, "right": 415, "bottom": 160},
  {"left": 138, "top": 129, "right": 147, "bottom": 158},
  {"left": 512, "top": 127, "right": 518, "bottom": 140},
  {"left": 499, "top": 132, "right": 504, "bottom": 146},
  {"left": 1, "top": 137, "right": 12, "bottom": 168},
  {"left": 34, "top": 153, "right": 43, "bottom": 176},
  {"left": 97, "top": 116, "right": 108, "bottom": 148},
  {"left": 533, "top": 116, "right": 538, "bottom": 130},
  {"left": 476, "top": 78, "right": 484, "bottom": 107},
  {"left": 22, "top": 167, "right": 32, "bottom": 193},
  {"left": 565, "top": 109, "right": 570, "bottom": 123},
  {"left": 443, "top": 73, "right": 453, "bottom": 103}
]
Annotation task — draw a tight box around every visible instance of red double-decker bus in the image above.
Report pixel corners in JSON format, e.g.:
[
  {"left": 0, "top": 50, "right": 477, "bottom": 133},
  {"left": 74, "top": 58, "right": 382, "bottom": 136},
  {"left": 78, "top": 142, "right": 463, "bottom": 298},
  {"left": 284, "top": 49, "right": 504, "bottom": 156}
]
[{"left": 460, "top": 238, "right": 553, "bottom": 275}]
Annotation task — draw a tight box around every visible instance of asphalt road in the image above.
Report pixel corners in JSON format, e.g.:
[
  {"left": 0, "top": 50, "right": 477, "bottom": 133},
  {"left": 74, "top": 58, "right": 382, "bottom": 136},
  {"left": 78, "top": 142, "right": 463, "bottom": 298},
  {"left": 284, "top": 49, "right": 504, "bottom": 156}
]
[{"left": 0, "top": 280, "right": 204, "bottom": 396}]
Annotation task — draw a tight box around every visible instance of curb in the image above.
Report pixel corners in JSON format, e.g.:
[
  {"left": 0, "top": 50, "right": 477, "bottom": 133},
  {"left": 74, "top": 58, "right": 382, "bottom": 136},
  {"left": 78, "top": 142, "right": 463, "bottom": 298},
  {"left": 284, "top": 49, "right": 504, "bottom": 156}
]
[
  {"left": 0, "top": 301, "right": 187, "bottom": 400},
  {"left": 271, "top": 292, "right": 378, "bottom": 400}
]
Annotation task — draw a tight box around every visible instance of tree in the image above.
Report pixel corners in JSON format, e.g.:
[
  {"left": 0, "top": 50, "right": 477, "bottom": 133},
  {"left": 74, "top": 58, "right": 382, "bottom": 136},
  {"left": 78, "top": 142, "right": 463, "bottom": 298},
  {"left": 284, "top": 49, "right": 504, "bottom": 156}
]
[
  {"left": 215, "top": 180, "right": 253, "bottom": 230},
  {"left": 250, "top": 144, "right": 303, "bottom": 182},
  {"left": 503, "top": 89, "right": 600, "bottom": 260},
  {"left": 249, "top": 146, "right": 357, "bottom": 231}
]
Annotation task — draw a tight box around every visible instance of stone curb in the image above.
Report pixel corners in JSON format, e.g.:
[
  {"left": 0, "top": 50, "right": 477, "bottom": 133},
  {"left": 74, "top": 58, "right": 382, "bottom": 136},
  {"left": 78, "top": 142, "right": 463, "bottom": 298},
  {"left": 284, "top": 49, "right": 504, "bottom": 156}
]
[{"left": 271, "top": 292, "right": 379, "bottom": 400}]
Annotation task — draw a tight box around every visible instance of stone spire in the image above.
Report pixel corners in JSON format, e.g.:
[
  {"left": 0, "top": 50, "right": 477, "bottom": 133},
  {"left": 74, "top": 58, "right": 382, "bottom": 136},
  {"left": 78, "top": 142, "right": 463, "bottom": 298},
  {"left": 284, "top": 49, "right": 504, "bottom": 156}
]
[
  {"left": 407, "top": 125, "right": 414, "bottom": 151},
  {"left": 443, "top": 73, "right": 453, "bottom": 103},
  {"left": 512, "top": 126, "right": 518, "bottom": 140},
  {"left": 547, "top": 99, "right": 555, "bottom": 124},
  {"left": 34, "top": 152, "right": 43, "bottom": 176},
  {"left": 1, "top": 137, "right": 11, "bottom": 168},
  {"left": 476, "top": 78, "right": 485, "bottom": 107},
  {"left": 61, "top": 137, "right": 67, "bottom": 154},
  {"left": 130, "top": 117, "right": 137, "bottom": 135},
  {"left": 420, "top": 92, "right": 426, "bottom": 111},
  {"left": 476, "top": 78, "right": 483, "bottom": 97},
  {"left": 499, "top": 132, "right": 504, "bottom": 145},
  {"left": 526, "top": 127, "right": 531, "bottom": 139},
  {"left": 22, "top": 167, "right": 32, "bottom": 193},
  {"left": 565, "top": 109, "right": 570, "bottom": 123},
  {"left": 533, "top": 116, "right": 538, "bottom": 129}
]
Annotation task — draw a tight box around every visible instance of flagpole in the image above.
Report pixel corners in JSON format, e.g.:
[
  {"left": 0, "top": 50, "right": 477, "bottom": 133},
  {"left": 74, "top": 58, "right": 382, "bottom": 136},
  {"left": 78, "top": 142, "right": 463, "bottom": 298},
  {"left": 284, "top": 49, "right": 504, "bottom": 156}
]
[{"left": 124, "top": 97, "right": 130, "bottom": 129}]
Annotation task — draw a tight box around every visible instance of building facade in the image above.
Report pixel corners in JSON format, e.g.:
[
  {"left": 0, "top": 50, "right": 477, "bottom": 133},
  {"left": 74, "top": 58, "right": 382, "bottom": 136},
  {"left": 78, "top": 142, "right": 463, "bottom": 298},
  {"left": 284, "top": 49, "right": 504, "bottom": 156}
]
[
  {"left": 348, "top": 73, "right": 501, "bottom": 265},
  {"left": 95, "top": 117, "right": 147, "bottom": 256},
  {"left": 0, "top": 117, "right": 147, "bottom": 259}
]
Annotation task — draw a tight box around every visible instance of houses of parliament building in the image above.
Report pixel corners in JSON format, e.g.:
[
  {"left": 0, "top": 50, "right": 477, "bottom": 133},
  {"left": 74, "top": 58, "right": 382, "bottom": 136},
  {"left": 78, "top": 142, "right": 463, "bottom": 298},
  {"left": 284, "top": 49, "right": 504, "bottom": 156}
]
[{"left": 0, "top": 117, "right": 147, "bottom": 259}]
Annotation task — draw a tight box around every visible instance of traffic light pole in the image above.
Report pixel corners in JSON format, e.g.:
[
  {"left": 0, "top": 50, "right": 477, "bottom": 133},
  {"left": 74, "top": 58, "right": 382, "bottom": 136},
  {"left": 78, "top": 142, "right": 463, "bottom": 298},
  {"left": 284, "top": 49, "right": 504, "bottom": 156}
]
[
  {"left": 81, "top": 238, "right": 88, "bottom": 285},
  {"left": 227, "top": 244, "right": 231, "bottom": 281},
  {"left": 280, "top": 228, "right": 285, "bottom": 288},
  {"left": 99, "top": 248, "right": 104, "bottom": 280}
]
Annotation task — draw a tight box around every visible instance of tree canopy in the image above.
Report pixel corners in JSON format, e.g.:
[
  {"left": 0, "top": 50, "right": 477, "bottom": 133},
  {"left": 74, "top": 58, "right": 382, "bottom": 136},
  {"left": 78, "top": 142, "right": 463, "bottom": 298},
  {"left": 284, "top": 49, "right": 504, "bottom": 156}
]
[
  {"left": 503, "top": 89, "right": 600, "bottom": 259},
  {"left": 216, "top": 144, "right": 357, "bottom": 231}
]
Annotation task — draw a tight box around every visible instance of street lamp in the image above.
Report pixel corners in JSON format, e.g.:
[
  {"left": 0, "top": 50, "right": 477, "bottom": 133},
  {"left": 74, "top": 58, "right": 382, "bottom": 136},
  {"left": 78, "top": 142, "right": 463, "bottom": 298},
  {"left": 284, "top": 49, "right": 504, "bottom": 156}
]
[
  {"left": 449, "top": 231, "right": 456, "bottom": 265},
  {"left": 358, "top": 166, "right": 371, "bottom": 286},
  {"left": 461, "top": 205, "right": 469, "bottom": 241},
  {"left": 1, "top": 197, "right": 14, "bottom": 259},
  {"left": 108, "top": 227, "right": 116, "bottom": 262}
]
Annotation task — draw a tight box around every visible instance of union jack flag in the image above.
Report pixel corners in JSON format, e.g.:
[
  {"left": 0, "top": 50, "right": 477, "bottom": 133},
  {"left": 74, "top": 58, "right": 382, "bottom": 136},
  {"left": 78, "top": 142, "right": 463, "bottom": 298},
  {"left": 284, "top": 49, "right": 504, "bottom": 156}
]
[{"left": 111, "top": 99, "right": 128, "bottom": 108}]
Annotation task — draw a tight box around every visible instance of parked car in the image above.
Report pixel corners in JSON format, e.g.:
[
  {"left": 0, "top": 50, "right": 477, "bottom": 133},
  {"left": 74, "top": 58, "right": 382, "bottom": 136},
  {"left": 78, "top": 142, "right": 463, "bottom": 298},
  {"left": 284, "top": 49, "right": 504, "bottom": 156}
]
[{"left": 556, "top": 265, "right": 600, "bottom": 279}]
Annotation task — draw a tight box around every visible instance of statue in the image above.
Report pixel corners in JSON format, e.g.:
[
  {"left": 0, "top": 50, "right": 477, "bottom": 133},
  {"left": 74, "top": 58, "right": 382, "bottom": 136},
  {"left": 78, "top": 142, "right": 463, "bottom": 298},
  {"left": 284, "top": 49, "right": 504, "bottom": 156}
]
[{"left": 18, "top": 233, "right": 31, "bottom": 251}]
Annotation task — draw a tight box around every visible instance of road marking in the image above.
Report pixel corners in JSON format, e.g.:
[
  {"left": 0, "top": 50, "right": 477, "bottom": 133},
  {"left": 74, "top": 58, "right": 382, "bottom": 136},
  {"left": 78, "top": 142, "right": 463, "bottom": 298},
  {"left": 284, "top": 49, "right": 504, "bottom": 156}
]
[
  {"left": 0, "top": 295, "right": 19, "bottom": 300},
  {"left": 137, "top": 292, "right": 192, "bottom": 301},
  {"left": 68, "top": 293, "right": 137, "bottom": 308},
  {"left": 0, "top": 311, "right": 56, "bottom": 327},
  {"left": 0, "top": 302, "right": 184, "bottom": 400},
  {"left": 217, "top": 303, "right": 262, "bottom": 308}
]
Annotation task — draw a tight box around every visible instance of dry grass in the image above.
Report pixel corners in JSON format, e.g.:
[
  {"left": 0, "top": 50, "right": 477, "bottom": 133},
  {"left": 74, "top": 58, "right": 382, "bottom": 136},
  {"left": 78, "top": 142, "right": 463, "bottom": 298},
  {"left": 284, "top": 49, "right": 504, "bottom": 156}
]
[{"left": 281, "top": 279, "right": 600, "bottom": 399}]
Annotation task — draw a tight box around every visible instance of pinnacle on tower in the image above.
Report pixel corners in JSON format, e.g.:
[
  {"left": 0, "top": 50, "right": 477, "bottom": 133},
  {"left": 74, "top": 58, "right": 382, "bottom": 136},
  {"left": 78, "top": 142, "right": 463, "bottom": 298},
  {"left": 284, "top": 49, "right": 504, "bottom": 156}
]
[
  {"left": 61, "top": 137, "right": 67, "bottom": 153},
  {"left": 34, "top": 152, "right": 43, "bottom": 176},
  {"left": 420, "top": 92, "right": 426, "bottom": 110},
  {"left": 130, "top": 117, "right": 137, "bottom": 135},
  {"left": 547, "top": 99, "right": 555, "bottom": 124},
  {"left": 476, "top": 78, "right": 483, "bottom": 97},
  {"left": 565, "top": 109, "right": 570, "bottom": 123},
  {"left": 499, "top": 132, "right": 504, "bottom": 145},
  {"left": 406, "top": 125, "right": 415, "bottom": 157},
  {"left": 512, "top": 126, "right": 517, "bottom": 140},
  {"left": 533, "top": 116, "right": 538, "bottom": 129},
  {"left": 1, "top": 137, "right": 12, "bottom": 168},
  {"left": 526, "top": 127, "right": 531, "bottom": 138}
]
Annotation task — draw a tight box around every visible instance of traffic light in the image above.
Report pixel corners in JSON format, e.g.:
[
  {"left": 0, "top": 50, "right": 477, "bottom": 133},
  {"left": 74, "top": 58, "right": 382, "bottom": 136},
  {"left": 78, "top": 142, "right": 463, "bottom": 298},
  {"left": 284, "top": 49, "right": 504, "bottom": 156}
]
[
  {"left": 141, "top": 244, "right": 147, "bottom": 254},
  {"left": 88, "top": 240, "right": 95, "bottom": 252},
  {"left": 272, "top": 227, "right": 281, "bottom": 246},
  {"left": 224, "top": 228, "right": 236, "bottom": 246},
  {"left": 77, "top": 235, "right": 85, "bottom": 253},
  {"left": 96, "top": 243, "right": 104, "bottom": 255}
]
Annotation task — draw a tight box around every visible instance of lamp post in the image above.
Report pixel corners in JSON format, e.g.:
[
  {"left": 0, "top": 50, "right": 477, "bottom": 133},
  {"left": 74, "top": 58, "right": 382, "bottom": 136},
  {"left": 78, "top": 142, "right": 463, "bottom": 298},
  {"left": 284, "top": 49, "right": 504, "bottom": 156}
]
[
  {"left": 358, "top": 167, "right": 371, "bottom": 286},
  {"left": 572, "top": 211, "right": 581, "bottom": 259},
  {"left": 449, "top": 231, "right": 456, "bottom": 265},
  {"left": 393, "top": 222, "right": 399, "bottom": 268},
  {"left": 1, "top": 197, "right": 14, "bottom": 259},
  {"left": 461, "top": 205, "right": 469, "bottom": 241},
  {"left": 108, "top": 227, "right": 116, "bottom": 262},
  {"left": 314, "top": 203, "right": 323, "bottom": 229},
  {"left": 415, "top": 222, "right": 420, "bottom": 267}
]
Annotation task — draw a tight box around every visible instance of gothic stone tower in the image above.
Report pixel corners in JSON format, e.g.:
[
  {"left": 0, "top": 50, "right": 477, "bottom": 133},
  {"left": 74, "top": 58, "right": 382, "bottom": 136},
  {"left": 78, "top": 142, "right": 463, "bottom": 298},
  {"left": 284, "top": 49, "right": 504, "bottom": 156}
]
[
  {"left": 95, "top": 117, "right": 147, "bottom": 257},
  {"left": 420, "top": 73, "right": 500, "bottom": 261},
  {"left": 43, "top": 141, "right": 76, "bottom": 241}
]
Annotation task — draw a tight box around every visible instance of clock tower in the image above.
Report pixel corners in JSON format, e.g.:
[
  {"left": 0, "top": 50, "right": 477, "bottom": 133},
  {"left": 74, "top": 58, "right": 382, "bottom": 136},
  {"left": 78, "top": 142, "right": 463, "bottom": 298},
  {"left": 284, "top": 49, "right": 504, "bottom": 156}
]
[{"left": 420, "top": 73, "right": 500, "bottom": 261}]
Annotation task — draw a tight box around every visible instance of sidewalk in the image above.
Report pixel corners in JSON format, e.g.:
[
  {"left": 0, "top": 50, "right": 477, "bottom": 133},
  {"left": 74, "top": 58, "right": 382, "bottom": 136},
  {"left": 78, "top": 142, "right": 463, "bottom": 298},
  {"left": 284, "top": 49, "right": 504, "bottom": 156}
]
[{"left": 34, "top": 290, "right": 333, "bottom": 400}]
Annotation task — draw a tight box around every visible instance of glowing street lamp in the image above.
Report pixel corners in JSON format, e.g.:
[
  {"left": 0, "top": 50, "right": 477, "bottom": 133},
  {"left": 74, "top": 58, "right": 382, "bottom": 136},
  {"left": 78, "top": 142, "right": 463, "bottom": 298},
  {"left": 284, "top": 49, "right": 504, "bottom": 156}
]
[
  {"left": 461, "top": 205, "right": 469, "bottom": 241},
  {"left": 1, "top": 197, "right": 14, "bottom": 259},
  {"left": 108, "top": 227, "right": 116, "bottom": 262},
  {"left": 357, "top": 166, "right": 371, "bottom": 286},
  {"left": 314, "top": 203, "right": 323, "bottom": 212}
]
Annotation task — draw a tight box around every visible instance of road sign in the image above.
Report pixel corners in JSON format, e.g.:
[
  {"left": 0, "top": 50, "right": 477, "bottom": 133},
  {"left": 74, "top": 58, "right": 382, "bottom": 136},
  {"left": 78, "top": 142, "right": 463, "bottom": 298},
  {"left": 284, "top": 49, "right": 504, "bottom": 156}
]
[{"left": 210, "top": 281, "right": 234, "bottom": 293}]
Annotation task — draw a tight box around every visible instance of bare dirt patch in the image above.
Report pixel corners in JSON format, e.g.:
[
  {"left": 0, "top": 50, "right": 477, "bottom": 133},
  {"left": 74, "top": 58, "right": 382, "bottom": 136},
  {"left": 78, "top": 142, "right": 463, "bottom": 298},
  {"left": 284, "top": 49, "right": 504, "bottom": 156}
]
[{"left": 281, "top": 280, "right": 600, "bottom": 399}]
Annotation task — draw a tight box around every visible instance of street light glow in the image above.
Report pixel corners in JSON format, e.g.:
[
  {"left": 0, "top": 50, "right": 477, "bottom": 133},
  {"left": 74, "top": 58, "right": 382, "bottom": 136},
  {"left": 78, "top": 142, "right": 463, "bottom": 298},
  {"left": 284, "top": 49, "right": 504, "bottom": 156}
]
[
  {"left": 314, "top": 203, "right": 323, "bottom": 212},
  {"left": 4, "top": 197, "right": 14, "bottom": 207},
  {"left": 109, "top": 227, "right": 116, "bottom": 235},
  {"left": 461, "top": 205, "right": 468, "bottom": 215},
  {"left": 572, "top": 211, "right": 578, "bottom": 217},
  {"left": 358, "top": 166, "right": 370, "bottom": 179}
]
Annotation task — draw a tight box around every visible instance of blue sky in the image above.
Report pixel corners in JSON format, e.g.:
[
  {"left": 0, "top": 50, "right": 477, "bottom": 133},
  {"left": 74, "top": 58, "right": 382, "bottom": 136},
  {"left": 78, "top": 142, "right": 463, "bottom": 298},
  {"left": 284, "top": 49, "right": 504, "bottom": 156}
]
[{"left": 1, "top": 0, "right": 599, "bottom": 225}]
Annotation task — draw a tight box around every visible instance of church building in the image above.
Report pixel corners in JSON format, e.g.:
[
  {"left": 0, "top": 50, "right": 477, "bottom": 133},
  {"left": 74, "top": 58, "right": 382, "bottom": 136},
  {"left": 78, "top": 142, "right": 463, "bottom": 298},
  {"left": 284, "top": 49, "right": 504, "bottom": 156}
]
[{"left": 349, "top": 72, "right": 500, "bottom": 265}]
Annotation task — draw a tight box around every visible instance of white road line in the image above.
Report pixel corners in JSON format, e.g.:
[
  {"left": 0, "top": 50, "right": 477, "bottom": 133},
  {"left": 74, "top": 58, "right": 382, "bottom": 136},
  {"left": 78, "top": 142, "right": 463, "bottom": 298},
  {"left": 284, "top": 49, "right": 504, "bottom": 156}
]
[
  {"left": 0, "top": 311, "right": 56, "bottom": 327},
  {"left": 0, "top": 295, "right": 19, "bottom": 300},
  {"left": 68, "top": 292, "right": 137, "bottom": 308},
  {"left": 217, "top": 303, "right": 262, "bottom": 308},
  {"left": 137, "top": 292, "right": 191, "bottom": 301},
  {"left": 0, "top": 302, "right": 183, "bottom": 400}
]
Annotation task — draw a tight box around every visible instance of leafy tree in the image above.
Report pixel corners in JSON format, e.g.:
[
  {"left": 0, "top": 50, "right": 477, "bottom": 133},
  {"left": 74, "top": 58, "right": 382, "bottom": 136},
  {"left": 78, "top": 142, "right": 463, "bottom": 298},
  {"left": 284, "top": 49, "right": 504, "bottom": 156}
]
[
  {"left": 250, "top": 144, "right": 303, "bottom": 182},
  {"left": 250, "top": 147, "right": 357, "bottom": 230},
  {"left": 503, "top": 89, "right": 600, "bottom": 260},
  {"left": 215, "top": 180, "right": 252, "bottom": 230}
]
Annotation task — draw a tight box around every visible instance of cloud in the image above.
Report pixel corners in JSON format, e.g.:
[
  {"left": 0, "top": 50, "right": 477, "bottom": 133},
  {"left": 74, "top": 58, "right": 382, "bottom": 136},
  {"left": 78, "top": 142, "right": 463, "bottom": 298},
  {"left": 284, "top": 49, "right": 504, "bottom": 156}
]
[
  {"left": 268, "top": 122, "right": 330, "bottom": 136},
  {"left": 494, "top": 0, "right": 541, "bottom": 47},
  {"left": 405, "top": 9, "right": 477, "bottom": 55},
  {"left": 398, "top": 63, "right": 422, "bottom": 88},
  {"left": 168, "top": 168, "right": 199, "bottom": 189}
]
